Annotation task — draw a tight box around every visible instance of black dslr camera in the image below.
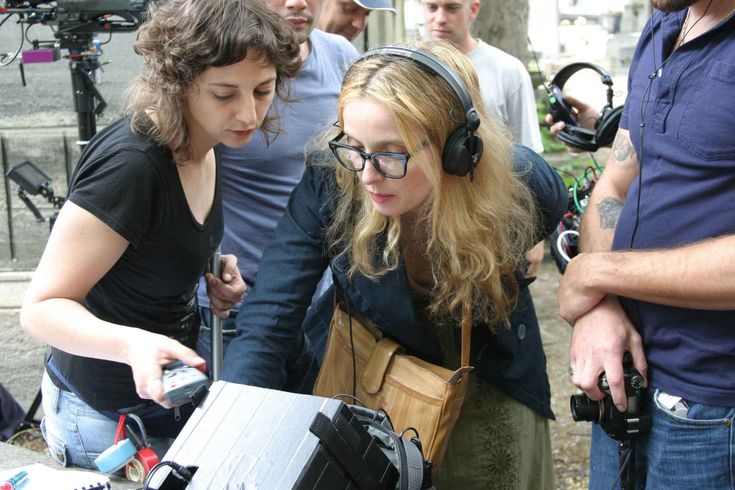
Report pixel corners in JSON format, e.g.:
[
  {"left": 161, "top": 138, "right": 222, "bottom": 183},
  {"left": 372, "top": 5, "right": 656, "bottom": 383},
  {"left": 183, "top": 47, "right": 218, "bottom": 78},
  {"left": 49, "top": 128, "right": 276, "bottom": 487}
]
[{"left": 570, "top": 352, "right": 650, "bottom": 441}]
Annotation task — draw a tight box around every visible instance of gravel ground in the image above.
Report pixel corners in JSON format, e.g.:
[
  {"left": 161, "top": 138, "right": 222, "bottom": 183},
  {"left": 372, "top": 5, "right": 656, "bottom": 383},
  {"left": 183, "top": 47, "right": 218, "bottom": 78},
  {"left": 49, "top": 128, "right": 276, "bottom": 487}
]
[{"left": 531, "top": 259, "right": 592, "bottom": 489}]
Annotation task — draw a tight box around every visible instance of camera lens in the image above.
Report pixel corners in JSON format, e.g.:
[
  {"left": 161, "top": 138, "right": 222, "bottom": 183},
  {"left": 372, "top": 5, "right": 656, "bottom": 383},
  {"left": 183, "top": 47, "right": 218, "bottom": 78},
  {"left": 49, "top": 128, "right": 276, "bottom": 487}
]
[{"left": 570, "top": 394, "right": 601, "bottom": 422}]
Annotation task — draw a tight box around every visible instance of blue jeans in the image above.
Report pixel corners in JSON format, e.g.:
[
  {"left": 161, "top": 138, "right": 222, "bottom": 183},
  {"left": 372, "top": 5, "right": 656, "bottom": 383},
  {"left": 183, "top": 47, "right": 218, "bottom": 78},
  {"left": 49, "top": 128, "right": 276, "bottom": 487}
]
[
  {"left": 588, "top": 388, "right": 735, "bottom": 490},
  {"left": 198, "top": 307, "right": 319, "bottom": 394},
  {"left": 40, "top": 373, "right": 175, "bottom": 471}
]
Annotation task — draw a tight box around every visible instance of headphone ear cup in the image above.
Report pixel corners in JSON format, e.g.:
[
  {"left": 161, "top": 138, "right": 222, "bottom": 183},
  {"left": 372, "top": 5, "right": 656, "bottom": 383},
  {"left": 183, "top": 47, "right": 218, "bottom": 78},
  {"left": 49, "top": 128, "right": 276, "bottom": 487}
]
[
  {"left": 595, "top": 105, "right": 623, "bottom": 148},
  {"left": 442, "top": 127, "right": 472, "bottom": 176},
  {"left": 557, "top": 125, "right": 599, "bottom": 152},
  {"left": 442, "top": 129, "right": 484, "bottom": 177}
]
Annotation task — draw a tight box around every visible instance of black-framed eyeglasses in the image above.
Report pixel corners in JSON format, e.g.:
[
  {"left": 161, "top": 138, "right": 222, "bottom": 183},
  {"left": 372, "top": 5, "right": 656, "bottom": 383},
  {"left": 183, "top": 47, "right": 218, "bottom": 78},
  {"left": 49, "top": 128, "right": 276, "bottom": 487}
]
[{"left": 328, "top": 132, "right": 411, "bottom": 179}]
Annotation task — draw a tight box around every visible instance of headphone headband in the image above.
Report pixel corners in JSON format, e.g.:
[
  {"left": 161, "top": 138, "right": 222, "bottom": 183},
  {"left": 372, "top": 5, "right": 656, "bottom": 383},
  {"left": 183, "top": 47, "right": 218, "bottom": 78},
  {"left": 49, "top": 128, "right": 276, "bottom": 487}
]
[
  {"left": 360, "top": 46, "right": 481, "bottom": 131},
  {"left": 351, "top": 45, "right": 484, "bottom": 178},
  {"left": 551, "top": 62, "right": 613, "bottom": 89}
]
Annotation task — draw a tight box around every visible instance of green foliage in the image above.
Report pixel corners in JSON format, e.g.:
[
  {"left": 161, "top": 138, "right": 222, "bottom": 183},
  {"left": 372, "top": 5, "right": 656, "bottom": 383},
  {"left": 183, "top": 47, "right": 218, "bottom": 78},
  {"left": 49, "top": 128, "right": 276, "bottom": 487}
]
[{"left": 541, "top": 126, "right": 568, "bottom": 153}]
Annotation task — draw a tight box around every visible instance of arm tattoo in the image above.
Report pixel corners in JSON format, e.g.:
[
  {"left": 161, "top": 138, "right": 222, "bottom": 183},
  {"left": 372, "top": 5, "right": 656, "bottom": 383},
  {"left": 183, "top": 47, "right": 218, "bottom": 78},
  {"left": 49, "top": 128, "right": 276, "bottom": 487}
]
[
  {"left": 611, "top": 132, "right": 634, "bottom": 162},
  {"left": 597, "top": 197, "right": 624, "bottom": 229}
]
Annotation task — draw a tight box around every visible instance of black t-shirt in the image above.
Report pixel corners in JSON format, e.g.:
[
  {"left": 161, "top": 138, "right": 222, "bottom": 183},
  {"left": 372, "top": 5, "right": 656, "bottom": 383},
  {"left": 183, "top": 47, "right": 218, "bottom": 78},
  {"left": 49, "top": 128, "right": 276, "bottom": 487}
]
[{"left": 48, "top": 118, "right": 223, "bottom": 411}]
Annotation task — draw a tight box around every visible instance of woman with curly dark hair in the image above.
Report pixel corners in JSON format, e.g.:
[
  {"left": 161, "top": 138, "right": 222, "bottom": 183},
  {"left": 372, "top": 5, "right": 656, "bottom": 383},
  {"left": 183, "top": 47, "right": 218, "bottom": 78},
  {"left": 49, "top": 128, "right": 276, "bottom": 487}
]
[{"left": 20, "top": 0, "right": 300, "bottom": 470}]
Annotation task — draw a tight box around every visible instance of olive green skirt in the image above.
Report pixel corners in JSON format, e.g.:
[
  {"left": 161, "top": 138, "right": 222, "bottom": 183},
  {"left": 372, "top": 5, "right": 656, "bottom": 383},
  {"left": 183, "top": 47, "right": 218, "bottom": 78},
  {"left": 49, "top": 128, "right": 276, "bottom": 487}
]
[{"left": 431, "top": 374, "right": 554, "bottom": 490}]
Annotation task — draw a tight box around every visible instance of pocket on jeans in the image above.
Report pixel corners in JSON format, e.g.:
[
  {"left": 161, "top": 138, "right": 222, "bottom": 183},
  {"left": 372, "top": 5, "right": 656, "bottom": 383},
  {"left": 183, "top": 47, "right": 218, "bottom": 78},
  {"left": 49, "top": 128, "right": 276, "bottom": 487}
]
[
  {"left": 40, "top": 418, "right": 69, "bottom": 467},
  {"left": 653, "top": 389, "right": 734, "bottom": 425}
]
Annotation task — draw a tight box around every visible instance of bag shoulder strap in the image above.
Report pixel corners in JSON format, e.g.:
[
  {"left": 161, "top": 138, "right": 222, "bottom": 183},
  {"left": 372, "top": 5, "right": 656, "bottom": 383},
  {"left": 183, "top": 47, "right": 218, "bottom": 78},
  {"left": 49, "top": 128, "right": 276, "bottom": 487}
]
[{"left": 460, "top": 301, "right": 472, "bottom": 368}]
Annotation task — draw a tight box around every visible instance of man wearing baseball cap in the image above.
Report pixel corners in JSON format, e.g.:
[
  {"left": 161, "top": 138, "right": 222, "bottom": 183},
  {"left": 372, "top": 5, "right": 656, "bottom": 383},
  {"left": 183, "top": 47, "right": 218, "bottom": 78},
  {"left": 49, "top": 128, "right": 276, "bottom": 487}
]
[{"left": 317, "top": 0, "right": 396, "bottom": 41}]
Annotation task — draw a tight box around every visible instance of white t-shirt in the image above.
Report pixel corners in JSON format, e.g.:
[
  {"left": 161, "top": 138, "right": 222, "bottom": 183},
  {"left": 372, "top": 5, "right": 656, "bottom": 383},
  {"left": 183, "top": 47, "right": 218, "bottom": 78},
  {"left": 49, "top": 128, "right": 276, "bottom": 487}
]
[{"left": 466, "top": 39, "right": 544, "bottom": 153}]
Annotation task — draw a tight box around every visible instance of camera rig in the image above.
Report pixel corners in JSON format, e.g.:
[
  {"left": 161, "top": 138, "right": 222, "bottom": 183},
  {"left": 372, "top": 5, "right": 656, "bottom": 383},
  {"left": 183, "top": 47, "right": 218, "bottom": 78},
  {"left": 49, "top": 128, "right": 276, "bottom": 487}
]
[
  {"left": 570, "top": 352, "right": 651, "bottom": 490},
  {"left": 1, "top": 0, "right": 148, "bottom": 142}
]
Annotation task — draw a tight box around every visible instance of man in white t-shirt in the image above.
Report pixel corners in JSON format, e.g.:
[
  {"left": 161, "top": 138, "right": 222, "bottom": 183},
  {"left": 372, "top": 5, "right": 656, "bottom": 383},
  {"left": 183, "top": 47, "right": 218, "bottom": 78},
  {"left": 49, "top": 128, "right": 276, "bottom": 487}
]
[{"left": 422, "top": 0, "right": 543, "bottom": 153}]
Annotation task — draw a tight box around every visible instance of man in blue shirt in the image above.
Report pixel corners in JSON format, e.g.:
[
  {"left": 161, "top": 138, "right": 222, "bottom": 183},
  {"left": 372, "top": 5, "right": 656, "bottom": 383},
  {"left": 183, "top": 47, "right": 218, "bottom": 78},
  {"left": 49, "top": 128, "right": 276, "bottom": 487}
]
[
  {"left": 555, "top": 0, "right": 735, "bottom": 488},
  {"left": 197, "top": 0, "right": 359, "bottom": 383}
]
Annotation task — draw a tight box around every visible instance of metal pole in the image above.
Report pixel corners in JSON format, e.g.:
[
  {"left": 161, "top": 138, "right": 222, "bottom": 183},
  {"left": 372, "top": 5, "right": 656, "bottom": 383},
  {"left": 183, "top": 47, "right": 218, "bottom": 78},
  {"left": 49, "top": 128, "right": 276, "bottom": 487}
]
[
  {"left": 1, "top": 134, "right": 17, "bottom": 261},
  {"left": 209, "top": 247, "right": 223, "bottom": 380}
]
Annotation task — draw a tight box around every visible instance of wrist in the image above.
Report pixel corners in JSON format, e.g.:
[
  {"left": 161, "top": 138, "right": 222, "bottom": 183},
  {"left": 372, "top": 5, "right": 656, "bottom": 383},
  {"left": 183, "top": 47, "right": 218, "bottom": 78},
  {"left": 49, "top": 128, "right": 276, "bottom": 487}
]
[
  {"left": 119, "top": 326, "right": 145, "bottom": 366},
  {"left": 586, "top": 251, "right": 623, "bottom": 296},
  {"left": 572, "top": 252, "right": 606, "bottom": 298}
]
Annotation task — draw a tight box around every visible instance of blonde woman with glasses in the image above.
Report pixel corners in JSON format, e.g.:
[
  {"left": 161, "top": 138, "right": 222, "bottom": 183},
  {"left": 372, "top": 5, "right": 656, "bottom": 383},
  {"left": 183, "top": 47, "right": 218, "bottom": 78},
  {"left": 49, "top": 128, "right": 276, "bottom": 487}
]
[{"left": 221, "top": 40, "right": 566, "bottom": 488}]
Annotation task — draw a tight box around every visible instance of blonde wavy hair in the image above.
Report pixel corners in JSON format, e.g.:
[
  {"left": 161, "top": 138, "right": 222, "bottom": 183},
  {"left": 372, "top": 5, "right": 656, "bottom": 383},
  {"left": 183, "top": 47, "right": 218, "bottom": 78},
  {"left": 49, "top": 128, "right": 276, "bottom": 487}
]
[
  {"left": 126, "top": 0, "right": 301, "bottom": 161},
  {"left": 326, "top": 40, "right": 537, "bottom": 327}
]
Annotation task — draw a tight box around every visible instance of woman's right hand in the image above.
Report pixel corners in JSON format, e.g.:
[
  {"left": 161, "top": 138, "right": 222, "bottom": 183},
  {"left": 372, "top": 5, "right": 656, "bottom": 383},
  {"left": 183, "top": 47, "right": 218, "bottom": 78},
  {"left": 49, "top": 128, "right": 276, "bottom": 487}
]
[{"left": 125, "top": 329, "right": 205, "bottom": 408}]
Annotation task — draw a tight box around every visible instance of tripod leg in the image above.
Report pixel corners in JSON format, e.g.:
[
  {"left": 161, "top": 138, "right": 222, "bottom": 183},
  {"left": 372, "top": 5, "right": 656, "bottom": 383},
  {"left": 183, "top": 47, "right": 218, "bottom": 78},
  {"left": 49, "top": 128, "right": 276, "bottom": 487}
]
[
  {"left": 14, "top": 387, "right": 42, "bottom": 433},
  {"left": 618, "top": 440, "right": 635, "bottom": 490}
]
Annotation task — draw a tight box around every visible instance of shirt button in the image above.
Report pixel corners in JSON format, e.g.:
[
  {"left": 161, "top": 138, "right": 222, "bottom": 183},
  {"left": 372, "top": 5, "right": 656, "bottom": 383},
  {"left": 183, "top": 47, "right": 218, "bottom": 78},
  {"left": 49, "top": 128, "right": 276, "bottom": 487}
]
[{"left": 517, "top": 324, "right": 526, "bottom": 340}]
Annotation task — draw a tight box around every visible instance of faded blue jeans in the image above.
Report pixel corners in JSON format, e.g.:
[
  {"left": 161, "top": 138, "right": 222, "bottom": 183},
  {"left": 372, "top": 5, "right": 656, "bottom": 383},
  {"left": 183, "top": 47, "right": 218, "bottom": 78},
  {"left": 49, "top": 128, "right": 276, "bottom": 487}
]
[
  {"left": 588, "top": 388, "right": 735, "bottom": 490},
  {"left": 40, "top": 372, "right": 176, "bottom": 471}
]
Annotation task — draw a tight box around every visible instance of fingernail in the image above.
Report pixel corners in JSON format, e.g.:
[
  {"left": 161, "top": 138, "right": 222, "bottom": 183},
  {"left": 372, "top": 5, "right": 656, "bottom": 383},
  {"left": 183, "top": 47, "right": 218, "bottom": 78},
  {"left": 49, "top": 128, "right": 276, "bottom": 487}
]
[{"left": 223, "top": 273, "right": 232, "bottom": 282}]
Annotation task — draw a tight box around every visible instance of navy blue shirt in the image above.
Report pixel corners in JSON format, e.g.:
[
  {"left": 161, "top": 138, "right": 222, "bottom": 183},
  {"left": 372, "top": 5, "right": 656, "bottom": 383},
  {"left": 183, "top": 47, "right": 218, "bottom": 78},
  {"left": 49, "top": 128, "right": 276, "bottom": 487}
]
[
  {"left": 613, "top": 10, "right": 735, "bottom": 406},
  {"left": 221, "top": 145, "right": 566, "bottom": 419}
]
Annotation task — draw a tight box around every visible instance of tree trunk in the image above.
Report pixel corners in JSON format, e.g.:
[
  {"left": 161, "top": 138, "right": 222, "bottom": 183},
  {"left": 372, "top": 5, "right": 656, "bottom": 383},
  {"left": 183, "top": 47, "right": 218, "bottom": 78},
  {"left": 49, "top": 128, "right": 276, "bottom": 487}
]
[{"left": 473, "top": 0, "right": 530, "bottom": 63}]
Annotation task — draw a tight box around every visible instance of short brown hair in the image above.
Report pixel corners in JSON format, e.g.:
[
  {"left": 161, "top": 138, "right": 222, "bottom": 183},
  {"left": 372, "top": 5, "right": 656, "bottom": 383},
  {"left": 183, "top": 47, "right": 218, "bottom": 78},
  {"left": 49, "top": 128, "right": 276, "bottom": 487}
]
[{"left": 127, "top": 0, "right": 301, "bottom": 161}]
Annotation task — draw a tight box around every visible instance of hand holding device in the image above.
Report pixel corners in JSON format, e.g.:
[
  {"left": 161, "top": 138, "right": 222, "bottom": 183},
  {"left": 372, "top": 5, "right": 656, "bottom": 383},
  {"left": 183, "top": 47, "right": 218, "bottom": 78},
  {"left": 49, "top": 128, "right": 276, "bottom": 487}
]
[
  {"left": 547, "top": 85, "right": 579, "bottom": 127},
  {"left": 570, "top": 352, "right": 650, "bottom": 441},
  {"left": 162, "top": 360, "right": 210, "bottom": 408}
]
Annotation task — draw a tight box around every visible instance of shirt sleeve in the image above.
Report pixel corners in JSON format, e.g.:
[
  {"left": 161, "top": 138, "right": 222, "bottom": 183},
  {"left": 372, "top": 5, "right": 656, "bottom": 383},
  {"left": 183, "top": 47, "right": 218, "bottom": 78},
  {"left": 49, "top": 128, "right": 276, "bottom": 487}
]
[
  {"left": 512, "top": 144, "right": 567, "bottom": 240},
  {"left": 67, "top": 148, "right": 163, "bottom": 248},
  {"left": 507, "top": 70, "right": 545, "bottom": 153},
  {"left": 220, "top": 165, "right": 331, "bottom": 388}
]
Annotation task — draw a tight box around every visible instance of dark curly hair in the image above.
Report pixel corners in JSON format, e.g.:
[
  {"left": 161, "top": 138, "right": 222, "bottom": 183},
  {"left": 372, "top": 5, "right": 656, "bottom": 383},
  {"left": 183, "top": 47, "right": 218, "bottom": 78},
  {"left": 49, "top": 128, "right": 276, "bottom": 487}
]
[{"left": 127, "top": 0, "right": 301, "bottom": 161}]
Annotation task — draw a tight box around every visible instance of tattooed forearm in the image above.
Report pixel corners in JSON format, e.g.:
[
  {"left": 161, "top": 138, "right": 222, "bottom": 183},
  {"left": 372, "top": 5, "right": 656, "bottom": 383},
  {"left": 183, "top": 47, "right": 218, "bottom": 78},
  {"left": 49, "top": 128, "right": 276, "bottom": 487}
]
[
  {"left": 596, "top": 197, "right": 624, "bottom": 229},
  {"left": 610, "top": 132, "right": 634, "bottom": 162}
]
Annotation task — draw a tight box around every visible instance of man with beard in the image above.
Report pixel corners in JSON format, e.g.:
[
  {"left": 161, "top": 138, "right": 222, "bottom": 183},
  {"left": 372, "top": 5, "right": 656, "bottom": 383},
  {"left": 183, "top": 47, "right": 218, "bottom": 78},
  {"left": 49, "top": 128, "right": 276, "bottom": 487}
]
[
  {"left": 553, "top": 0, "right": 735, "bottom": 488},
  {"left": 198, "top": 0, "right": 358, "bottom": 389}
]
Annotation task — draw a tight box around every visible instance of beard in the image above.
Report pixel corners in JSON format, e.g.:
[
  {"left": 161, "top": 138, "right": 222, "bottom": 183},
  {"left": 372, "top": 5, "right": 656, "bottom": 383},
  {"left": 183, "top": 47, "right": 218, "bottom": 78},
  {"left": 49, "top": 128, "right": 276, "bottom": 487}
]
[{"left": 651, "top": 0, "right": 699, "bottom": 12}]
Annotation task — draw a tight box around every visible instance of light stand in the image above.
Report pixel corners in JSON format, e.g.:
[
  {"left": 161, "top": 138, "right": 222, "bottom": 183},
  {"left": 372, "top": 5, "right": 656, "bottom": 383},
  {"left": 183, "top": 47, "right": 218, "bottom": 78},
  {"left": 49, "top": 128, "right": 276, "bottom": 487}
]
[{"left": 6, "top": 160, "right": 65, "bottom": 228}]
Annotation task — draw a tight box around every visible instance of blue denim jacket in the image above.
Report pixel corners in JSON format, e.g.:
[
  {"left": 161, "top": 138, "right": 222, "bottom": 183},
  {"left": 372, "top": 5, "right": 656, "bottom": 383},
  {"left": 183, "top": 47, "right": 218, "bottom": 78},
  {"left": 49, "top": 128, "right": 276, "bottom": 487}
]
[{"left": 221, "top": 145, "right": 567, "bottom": 419}]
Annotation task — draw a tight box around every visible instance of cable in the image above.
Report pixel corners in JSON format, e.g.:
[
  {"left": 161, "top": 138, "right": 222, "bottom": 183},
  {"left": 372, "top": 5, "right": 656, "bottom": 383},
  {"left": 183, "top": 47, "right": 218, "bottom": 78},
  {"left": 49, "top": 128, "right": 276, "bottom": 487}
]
[
  {"left": 345, "top": 296, "right": 357, "bottom": 398},
  {"left": 556, "top": 230, "right": 579, "bottom": 265},
  {"left": 125, "top": 413, "right": 150, "bottom": 446},
  {"left": 552, "top": 166, "right": 582, "bottom": 187},
  {"left": 609, "top": 445, "right": 633, "bottom": 490},
  {"left": 631, "top": 6, "right": 703, "bottom": 249},
  {"left": 572, "top": 181, "right": 585, "bottom": 214},
  {"left": 142, "top": 461, "right": 194, "bottom": 489},
  {"left": 0, "top": 13, "right": 24, "bottom": 67}
]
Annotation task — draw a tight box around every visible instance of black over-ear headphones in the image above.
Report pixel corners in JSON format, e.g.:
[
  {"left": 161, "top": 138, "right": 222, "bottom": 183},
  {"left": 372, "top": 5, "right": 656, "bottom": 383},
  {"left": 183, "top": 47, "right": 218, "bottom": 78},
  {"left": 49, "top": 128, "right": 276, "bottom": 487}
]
[
  {"left": 358, "top": 45, "right": 484, "bottom": 178},
  {"left": 547, "top": 62, "right": 623, "bottom": 152}
]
